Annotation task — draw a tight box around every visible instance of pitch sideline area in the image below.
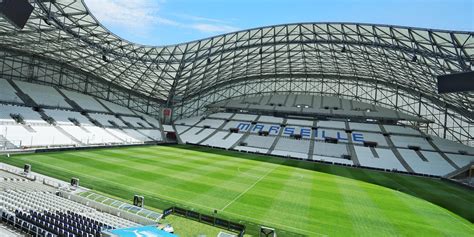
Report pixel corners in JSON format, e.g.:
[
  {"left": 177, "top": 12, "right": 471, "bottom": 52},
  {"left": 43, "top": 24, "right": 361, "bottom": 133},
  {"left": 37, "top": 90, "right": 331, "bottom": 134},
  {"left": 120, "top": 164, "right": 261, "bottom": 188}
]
[{"left": 1, "top": 145, "right": 473, "bottom": 236}]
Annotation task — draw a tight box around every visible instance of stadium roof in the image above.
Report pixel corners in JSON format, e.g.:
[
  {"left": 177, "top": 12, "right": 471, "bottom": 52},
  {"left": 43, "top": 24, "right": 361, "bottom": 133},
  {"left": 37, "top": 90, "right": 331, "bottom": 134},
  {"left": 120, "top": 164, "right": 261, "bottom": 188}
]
[{"left": 0, "top": 1, "right": 473, "bottom": 138}]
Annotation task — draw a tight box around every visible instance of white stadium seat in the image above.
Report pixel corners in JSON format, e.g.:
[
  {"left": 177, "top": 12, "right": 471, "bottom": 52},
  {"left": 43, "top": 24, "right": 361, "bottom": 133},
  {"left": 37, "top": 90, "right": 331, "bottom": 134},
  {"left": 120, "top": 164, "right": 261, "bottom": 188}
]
[
  {"left": 14, "top": 80, "right": 72, "bottom": 109},
  {"left": 0, "top": 78, "right": 23, "bottom": 104},
  {"left": 60, "top": 89, "right": 109, "bottom": 112}
]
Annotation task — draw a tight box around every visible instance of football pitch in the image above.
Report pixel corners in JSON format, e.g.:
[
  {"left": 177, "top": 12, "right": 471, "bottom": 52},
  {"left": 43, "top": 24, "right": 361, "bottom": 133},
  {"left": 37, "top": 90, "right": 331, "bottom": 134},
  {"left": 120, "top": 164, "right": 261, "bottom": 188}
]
[{"left": 1, "top": 145, "right": 473, "bottom": 236}]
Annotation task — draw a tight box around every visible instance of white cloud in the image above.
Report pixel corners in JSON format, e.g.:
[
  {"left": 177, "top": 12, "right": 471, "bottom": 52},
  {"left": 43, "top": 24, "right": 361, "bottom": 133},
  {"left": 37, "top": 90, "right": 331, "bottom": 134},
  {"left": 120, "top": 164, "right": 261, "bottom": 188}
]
[
  {"left": 191, "top": 23, "right": 240, "bottom": 33},
  {"left": 85, "top": 0, "right": 178, "bottom": 30},
  {"left": 84, "top": 0, "right": 241, "bottom": 40},
  {"left": 173, "top": 13, "right": 231, "bottom": 24}
]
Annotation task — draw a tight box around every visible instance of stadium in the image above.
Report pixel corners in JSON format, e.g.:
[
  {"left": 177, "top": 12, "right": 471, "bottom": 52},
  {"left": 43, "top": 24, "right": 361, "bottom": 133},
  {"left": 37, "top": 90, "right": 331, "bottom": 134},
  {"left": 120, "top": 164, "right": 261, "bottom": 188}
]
[{"left": 0, "top": 0, "right": 473, "bottom": 236}]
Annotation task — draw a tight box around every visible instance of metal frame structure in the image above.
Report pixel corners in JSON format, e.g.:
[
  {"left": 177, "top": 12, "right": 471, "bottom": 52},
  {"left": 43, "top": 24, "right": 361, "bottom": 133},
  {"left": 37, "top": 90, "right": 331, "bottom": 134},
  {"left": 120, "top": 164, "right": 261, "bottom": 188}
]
[{"left": 0, "top": 0, "right": 472, "bottom": 145}]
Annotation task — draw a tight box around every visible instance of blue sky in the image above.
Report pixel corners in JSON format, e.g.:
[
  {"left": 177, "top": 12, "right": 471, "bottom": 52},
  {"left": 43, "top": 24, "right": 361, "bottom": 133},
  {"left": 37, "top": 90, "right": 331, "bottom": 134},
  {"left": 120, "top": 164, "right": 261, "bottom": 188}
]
[{"left": 84, "top": 0, "right": 473, "bottom": 46}]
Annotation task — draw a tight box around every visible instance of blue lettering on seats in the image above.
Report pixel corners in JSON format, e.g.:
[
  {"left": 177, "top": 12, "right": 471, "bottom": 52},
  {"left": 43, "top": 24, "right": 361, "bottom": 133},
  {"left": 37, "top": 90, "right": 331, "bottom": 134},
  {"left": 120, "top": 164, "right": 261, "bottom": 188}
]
[
  {"left": 300, "top": 128, "right": 311, "bottom": 138},
  {"left": 284, "top": 127, "right": 295, "bottom": 136},
  {"left": 237, "top": 123, "right": 250, "bottom": 131},
  {"left": 253, "top": 124, "right": 264, "bottom": 132},
  {"left": 269, "top": 125, "right": 280, "bottom": 134},
  {"left": 337, "top": 132, "right": 348, "bottom": 141},
  {"left": 352, "top": 133, "right": 364, "bottom": 142}
]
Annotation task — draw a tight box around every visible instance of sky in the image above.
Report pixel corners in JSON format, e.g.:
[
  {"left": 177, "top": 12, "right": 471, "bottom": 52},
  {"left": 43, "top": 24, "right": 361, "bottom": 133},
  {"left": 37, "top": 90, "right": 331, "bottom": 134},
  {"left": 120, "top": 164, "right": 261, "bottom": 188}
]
[{"left": 84, "top": 0, "right": 474, "bottom": 46}]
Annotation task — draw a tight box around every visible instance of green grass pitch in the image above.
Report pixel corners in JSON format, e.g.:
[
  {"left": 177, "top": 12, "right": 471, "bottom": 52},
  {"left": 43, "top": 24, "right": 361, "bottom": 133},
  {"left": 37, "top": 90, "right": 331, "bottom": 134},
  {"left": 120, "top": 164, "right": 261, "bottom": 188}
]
[{"left": 1, "top": 145, "right": 473, "bottom": 236}]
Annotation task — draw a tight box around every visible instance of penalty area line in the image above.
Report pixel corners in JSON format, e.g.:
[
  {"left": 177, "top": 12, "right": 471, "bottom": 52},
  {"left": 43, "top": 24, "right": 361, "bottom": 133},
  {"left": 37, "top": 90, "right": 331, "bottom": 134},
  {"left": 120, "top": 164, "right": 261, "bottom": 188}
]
[{"left": 220, "top": 166, "right": 276, "bottom": 211}]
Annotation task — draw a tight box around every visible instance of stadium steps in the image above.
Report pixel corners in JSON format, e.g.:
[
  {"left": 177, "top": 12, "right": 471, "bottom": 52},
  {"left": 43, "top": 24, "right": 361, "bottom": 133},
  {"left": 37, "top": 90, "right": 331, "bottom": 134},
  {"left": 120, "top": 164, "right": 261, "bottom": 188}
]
[
  {"left": 55, "top": 88, "right": 84, "bottom": 111},
  {"left": 229, "top": 115, "right": 261, "bottom": 150},
  {"left": 444, "top": 161, "right": 474, "bottom": 178},
  {"left": 7, "top": 80, "right": 39, "bottom": 107},
  {"left": 197, "top": 114, "right": 234, "bottom": 145},
  {"left": 178, "top": 118, "right": 202, "bottom": 135},
  {"left": 21, "top": 124, "right": 36, "bottom": 133},
  {"left": 132, "top": 111, "right": 158, "bottom": 129},
  {"left": 422, "top": 133, "right": 460, "bottom": 169},
  {"left": 0, "top": 135, "right": 17, "bottom": 149},
  {"left": 345, "top": 121, "right": 360, "bottom": 166},
  {"left": 266, "top": 118, "right": 287, "bottom": 155},
  {"left": 307, "top": 120, "right": 317, "bottom": 159},
  {"left": 54, "top": 126, "right": 84, "bottom": 145},
  {"left": 379, "top": 124, "right": 415, "bottom": 173},
  {"left": 134, "top": 129, "right": 156, "bottom": 141},
  {"left": 103, "top": 129, "right": 127, "bottom": 142},
  {"left": 94, "top": 98, "right": 115, "bottom": 114}
]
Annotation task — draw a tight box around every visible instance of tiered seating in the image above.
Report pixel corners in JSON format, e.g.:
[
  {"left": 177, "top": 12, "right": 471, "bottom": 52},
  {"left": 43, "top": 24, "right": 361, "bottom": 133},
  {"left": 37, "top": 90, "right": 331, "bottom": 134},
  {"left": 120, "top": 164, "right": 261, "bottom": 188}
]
[
  {"left": 60, "top": 89, "right": 109, "bottom": 113},
  {"left": 13, "top": 81, "right": 71, "bottom": 109},
  {"left": 349, "top": 122, "right": 381, "bottom": 132},
  {"left": 201, "top": 132, "right": 242, "bottom": 149},
  {"left": 0, "top": 78, "right": 23, "bottom": 104},
  {"left": 88, "top": 113, "right": 127, "bottom": 127},
  {"left": 351, "top": 132, "right": 388, "bottom": 146},
  {"left": 43, "top": 109, "right": 91, "bottom": 126},
  {"left": 235, "top": 135, "right": 275, "bottom": 153},
  {"left": 445, "top": 154, "right": 474, "bottom": 168},
  {"left": 195, "top": 119, "right": 225, "bottom": 128},
  {"left": 121, "top": 116, "right": 151, "bottom": 128},
  {"left": 286, "top": 118, "right": 313, "bottom": 126},
  {"left": 0, "top": 171, "right": 140, "bottom": 234},
  {"left": 98, "top": 99, "right": 135, "bottom": 115},
  {"left": 272, "top": 138, "right": 309, "bottom": 159},
  {"left": 258, "top": 116, "right": 284, "bottom": 124},
  {"left": 383, "top": 125, "right": 420, "bottom": 135},
  {"left": 175, "top": 117, "right": 203, "bottom": 126},
  {"left": 391, "top": 135, "right": 433, "bottom": 150},
  {"left": 58, "top": 126, "right": 97, "bottom": 145},
  {"left": 174, "top": 125, "right": 190, "bottom": 134},
  {"left": 314, "top": 142, "right": 349, "bottom": 158},
  {"left": 0, "top": 125, "right": 75, "bottom": 147},
  {"left": 29, "top": 126, "right": 76, "bottom": 146},
  {"left": 122, "top": 129, "right": 152, "bottom": 142},
  {"left": 232, "top": 114, "right": 258, "bottom": 121},
  {"left": 208, "top": 112, "right": 234, "bottom": 119},
  {"left": 398, "top": 149, "right": 455, "bottom": 176},
  {"left": 176, "top": 112, "right": 474, "bottom": 176},
  {"left": 180, "top": 127, "right": 215, "bottom": 144},
  {"left": 431, "top": 136, "right": 474, "bottom": 155},
  {"left": 222, "top": 121, "right": 248, "bottom": 130},
  {"left": 317, "top": 120, "right": 346, "bottom": 129},
  {"left": 355, "top": 147, "right": 407, "bottom": 171},
  {"left": 137, "top": 129, "right": 163, "bottom": 141},
  {"left": 105, "top": 128, "right": 139, "bottom": 143},
  {"left": 0, "top": 82, "right": 164, "bottom": 149},
  {"left": 81, "top": 127, "right": 123, "bottom": 144},
  {"left": 134, "top": 112, "right": 161, "bottom": 127},
  {"left": 0, "top": 104, "right": 45, "bottom": 124}
]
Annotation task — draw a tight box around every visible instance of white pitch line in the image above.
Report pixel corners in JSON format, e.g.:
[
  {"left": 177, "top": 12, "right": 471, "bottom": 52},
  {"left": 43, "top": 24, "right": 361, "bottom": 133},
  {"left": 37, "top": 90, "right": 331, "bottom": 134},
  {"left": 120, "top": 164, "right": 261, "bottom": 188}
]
[{"left": 220, "top": 165, "right": 277, "bottom": 211}]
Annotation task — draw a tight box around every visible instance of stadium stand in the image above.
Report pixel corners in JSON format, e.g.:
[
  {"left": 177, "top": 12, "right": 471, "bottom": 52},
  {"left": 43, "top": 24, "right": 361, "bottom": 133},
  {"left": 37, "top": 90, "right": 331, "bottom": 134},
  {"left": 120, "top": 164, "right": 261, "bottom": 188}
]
[
  {"left": 43, "top": 109, "right": 92, "bottom": 126},
  {"left": 180, "top": 127, "right": 216, "bottom": 144},
  {"left": 0, "top": 81, "right": 164, "bottom": 149},
  {"left": 201, "top": 132, "right": 243, "bottom": 149},
  {"left": 195, "top": 118, "right": 225, "bottom": 128},
  {"left": 13, "top": 81, "right": 72, "bottom": 109},
  {"left": 272, "top": 138, "right": 309, "bottom": 159},
  {"left": 88, "top": 113, "right": 127, "bottom": 127},
  {"left": 98, "top": 99, "right": 135, "bottom": 115},
  {"left": 59, "top": 89, "right": 109, "bottom": 113},
  {"left": 0, "top": 167, "right": 160, "bottom": 237},
  {"left": 0, "top": 79, "right": 23, "bottom": 104},
  {"left": 175, "top": 109, "right": 474, "bottom": 177},
  {"left": 355, "top": 147, "right": 407, "bottom": 171}
]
